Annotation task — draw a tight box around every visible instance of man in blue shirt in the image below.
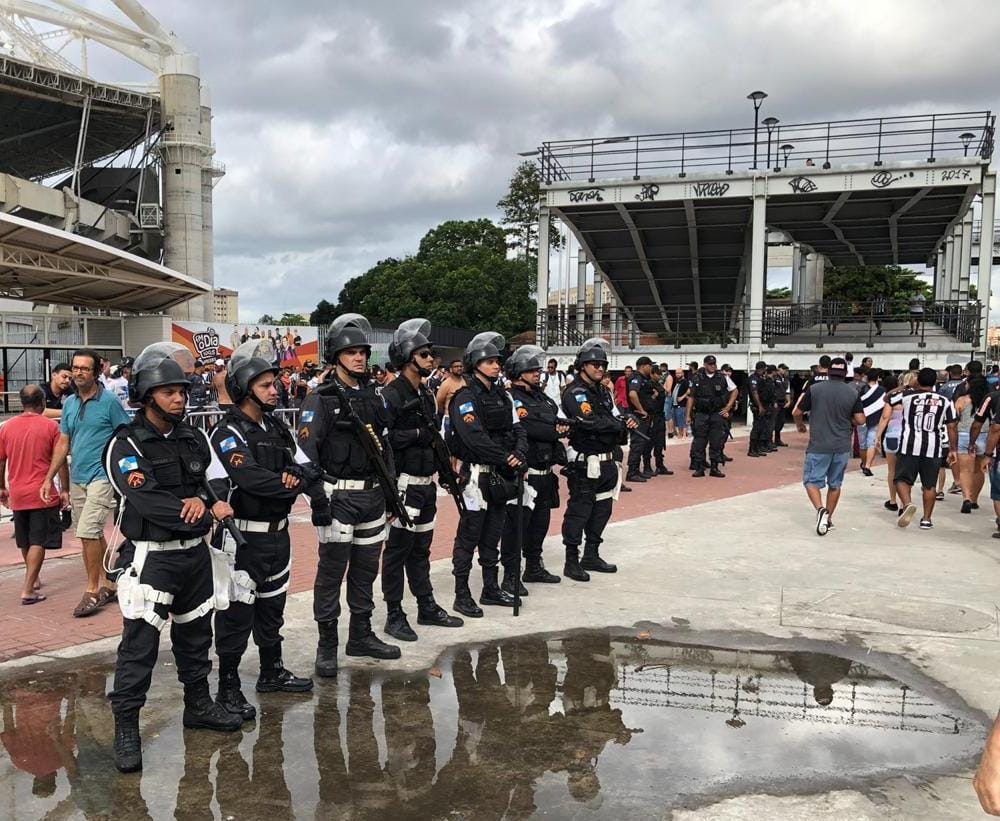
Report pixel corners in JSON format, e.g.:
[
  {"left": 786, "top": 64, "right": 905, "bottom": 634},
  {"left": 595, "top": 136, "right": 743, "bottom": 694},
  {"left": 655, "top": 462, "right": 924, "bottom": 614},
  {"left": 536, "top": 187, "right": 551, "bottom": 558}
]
[{"left": 42, "top": 349, "right": 131, "bottom": 617}]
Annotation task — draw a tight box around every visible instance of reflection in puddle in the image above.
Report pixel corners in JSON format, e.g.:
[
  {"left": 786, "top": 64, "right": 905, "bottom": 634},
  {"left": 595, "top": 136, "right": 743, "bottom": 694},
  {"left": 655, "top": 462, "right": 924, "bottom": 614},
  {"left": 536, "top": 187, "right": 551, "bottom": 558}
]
[{"left": 0, "top": 631, "right": 987, "bottom": 819}]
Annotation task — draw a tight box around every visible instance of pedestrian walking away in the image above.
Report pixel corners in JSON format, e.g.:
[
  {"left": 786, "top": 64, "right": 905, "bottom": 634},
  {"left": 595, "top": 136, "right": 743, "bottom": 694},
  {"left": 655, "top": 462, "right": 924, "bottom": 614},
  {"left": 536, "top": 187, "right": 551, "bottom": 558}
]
[
  {"left": 793, "top": 358, "right": 865, "bottom": 536},
  {"left": 209, "top": 339, "right": 322, "bottom": 722},
  {"left": 380, "top": 318, "right": 464, "bottom": 640},
  {"left": 447, "top": 331, "right": 527, "bottom": 617},
  {"left": 104, "top": 343, "right": 242, "bottom": 774}
]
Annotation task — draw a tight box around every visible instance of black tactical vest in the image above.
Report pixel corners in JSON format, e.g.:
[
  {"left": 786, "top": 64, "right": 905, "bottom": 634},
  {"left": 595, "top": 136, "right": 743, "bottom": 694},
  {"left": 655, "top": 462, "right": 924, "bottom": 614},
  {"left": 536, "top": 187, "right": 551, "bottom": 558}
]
[
  {"left": 118, "top": 421, "right": 210, "bottom": 542},
  {"left": 383, "top": 378, "right": 436, "bottom": 476},
  {"left": 317, "top": 380, "right": 390, "bottom": 480},
  {"left": 566, "top": 381, "right": 622, "bottom": 453},
  {"left": 511, "top": 385, "right": 562, "bottom": 468},
  {"left": 225, "top": 410, "right": 297, "bottom": 519},
  {"left": 448, "top": 378, "right": 514, "bottom": 462},
  {"left": 692, "top": 370, "right": 728, "bottom": 413}
]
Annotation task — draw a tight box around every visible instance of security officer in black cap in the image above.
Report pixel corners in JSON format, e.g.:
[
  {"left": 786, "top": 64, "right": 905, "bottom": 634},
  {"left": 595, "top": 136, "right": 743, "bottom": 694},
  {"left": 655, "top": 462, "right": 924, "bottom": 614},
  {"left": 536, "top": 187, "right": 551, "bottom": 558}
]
[
  {"left": 499, "top": 344, "right": 568, "bottom": 591},
  {"left": 747, "top": 361, "right": 770, "bottom": 457},
  {"left": 625, "top": 356, "right": 661, "bottom": 483},
  {"left": 105, "top": 343, "right": 242, "bottom": 774},
  {"left": 762, "top": 365, "right": 780, "bottom": 452},
  {"left": 561, "top": 338, "right": 637, "bottom": 580},
  {"left": 379, "top": 318, "right": 463, "bottom": 641},
  {"left": 772, "top": 364, "right": 791, "bottom": 447},
  {"left": 209, "top": 340, "right": 317, "bottom": 723},
  {"left": 448, "top": 331, "right": 527, "bottom": 617},
  {"left": 686, "top": 355, "right": 737, "bottom": 478},
  {"left": 297, "top": 313, "right": 400, "bottom": 679}
]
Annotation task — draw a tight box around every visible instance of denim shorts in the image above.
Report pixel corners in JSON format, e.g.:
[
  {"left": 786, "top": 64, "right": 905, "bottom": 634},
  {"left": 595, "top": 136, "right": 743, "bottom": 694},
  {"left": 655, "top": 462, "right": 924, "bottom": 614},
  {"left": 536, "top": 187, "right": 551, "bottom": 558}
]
[
  {"left": 803, "top": 451, "right": 850, "bottom": 490},
  {"left": 856, "top": 424, "right": 878, "bottom": 451},
  {"left": 883, "top": 435, "right": 900, "bottom": 454},
  {"left": 673, "top": 407, "right": 687, "bottom": 429},
  {"left": 957, "top": 430, "right": 989, "bottom": 456}
]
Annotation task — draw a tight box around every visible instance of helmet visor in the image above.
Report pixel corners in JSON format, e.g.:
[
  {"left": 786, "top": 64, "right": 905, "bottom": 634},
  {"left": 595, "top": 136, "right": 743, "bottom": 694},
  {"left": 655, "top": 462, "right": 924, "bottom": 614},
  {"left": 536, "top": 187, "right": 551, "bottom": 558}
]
[
  {"left": 229, "top": 339, "right": 277, "bottom": 375},
  {"left": 394, "top": 318, "right": 432, "bottom": 352},
  {"left": 466, "top": 331, "right": 505, "bottom": 356},
  {"left": 329, "top": 313, "right": 373, "bottom": 340},
  {"left": 133, "top": 342, "right": 197, "bottom": 376}
]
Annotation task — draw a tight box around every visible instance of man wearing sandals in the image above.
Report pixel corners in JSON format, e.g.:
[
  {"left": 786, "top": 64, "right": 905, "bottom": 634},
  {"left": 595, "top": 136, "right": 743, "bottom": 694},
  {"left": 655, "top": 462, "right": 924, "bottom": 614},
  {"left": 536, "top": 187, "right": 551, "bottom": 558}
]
[{"left": 41, "top": 349, "right": 131, "bottom": 618}]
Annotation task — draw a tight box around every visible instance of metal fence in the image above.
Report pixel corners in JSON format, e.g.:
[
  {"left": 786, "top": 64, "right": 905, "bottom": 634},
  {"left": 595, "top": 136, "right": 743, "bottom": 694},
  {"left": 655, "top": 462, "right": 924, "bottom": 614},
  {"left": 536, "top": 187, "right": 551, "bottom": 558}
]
[{"left": 536, "top": 111, "right": 995, "bottom": 184}]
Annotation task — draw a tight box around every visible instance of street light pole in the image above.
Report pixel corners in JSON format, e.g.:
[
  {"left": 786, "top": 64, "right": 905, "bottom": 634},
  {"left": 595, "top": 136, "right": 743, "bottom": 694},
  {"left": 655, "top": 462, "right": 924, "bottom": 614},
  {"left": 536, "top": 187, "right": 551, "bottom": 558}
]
[
  {"left": 763, "top": 117, "right": 779, "bottom": 171},
  {"left": 960, "top": 132, "right": 975, "bottom": 157},
  {"left": 747, "top": 90, "right": 767, "bottom": 170},
  {"left": 780, "top": 143, "right": 793, "bottom": 168}
]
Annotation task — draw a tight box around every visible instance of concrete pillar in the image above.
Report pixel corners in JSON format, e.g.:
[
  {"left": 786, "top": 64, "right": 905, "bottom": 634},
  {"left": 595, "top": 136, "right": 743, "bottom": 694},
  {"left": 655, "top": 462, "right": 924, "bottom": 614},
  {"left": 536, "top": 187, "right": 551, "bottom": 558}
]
[
  {"left": 199, "top": 86, "right": 216, "bottom": 324},
  {"left": 951, "top": 227, "right": 965, "bottom": 301},
  {"left": 747, "top": 190, "right": 767, "bottom": 359},
  {"left": 934, "top": 248, "right": 945, "bottom": 301},
  {"left": 959, "top": 210, "right": 974, "bottom": 301},
  {"left": 159, "top": 53, "right": 207, "bottom": 322},
  {"left": 943, "top": 232, "right": 955, "bottom": 302},
  {"left": 815, "top": 256, "right": 827, "bottom": 302},
  {"left": 535, "top": 206, "right": 550, "bottom": 343},
  {"left": 592, "top": 269, "right": 603, "bottom": 336},
  {"left": 790, "top": 244, "right": 801, "bottom": 303},
  {"left": 978, "top": 170, "right": 997, "bottom": 351},
  {"left": 576, "top": 248, "right": 587, "bottom": 336}
]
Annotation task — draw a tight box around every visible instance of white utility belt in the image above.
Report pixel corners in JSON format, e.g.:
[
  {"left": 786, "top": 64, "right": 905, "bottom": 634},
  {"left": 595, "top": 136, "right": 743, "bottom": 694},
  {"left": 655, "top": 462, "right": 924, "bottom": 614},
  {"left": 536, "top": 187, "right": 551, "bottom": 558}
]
[
  {"left": 235, "top": 518, "right": 288, "bottom": 533},
  {"left": 577, "top": 451, "right": 616, "bottom": 462},
  {"left": 398, "top": 473, "right": 434, "bottom": 486},
  {"left": 132, "top": 537, "right": 203, "bottom": 552},
  {"left": 470, "top": 464, "right": 495, "bottom": 474},
  {"left": 324, "top": 478, "right": 375, "bottom": 493},
  {"left": 526, "top": 467, "right": 553, "bottom": 476}
]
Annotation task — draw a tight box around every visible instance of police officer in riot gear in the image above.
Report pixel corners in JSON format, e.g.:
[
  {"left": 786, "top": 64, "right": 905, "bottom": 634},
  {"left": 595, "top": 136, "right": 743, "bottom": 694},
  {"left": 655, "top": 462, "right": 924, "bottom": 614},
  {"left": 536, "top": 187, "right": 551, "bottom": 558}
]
[
  {"left": 499, "top": 345, "right": 568, "bottom": 589},
  {"left": 448, "top": 332, "right": 527, "bottom": 617},
  {"left": 380, "top": 318, "right": 464, "bottom": 640},
  {"left": 772, "top": 364, "right": 791, "bottom": 447},
  {"left": 762, "top": 365, "right": 779, "bottom": 453},
  {"left": 686, "top": 355, "right": 737, "bottom": 478},
  {"left": 210, "top": 340, "right": 317, "bottom": 722},
  {"left": 105, "top": 343, "right": 241, "bottom": 774},
  {"left": 561, "top": 338, "right": 637, "bottom": 580},
  {"left": 297, "top": 314, "right": 400, "bottom": 677},
  {"left": 625, "top": 356, "right": 666, "bottom": 482},
  {"left": 747, "top": 361, "right": 770, "bottom": 457}
]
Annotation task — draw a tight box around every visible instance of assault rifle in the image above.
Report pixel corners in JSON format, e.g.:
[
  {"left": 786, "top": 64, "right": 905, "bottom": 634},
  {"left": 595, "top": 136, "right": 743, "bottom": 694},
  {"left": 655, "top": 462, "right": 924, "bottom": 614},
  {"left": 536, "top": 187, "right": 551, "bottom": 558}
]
[
  {"left": 401, "top": 396, "right": 466, "bottom": 515},
  {"left": 317, "top": 378, "right": 414, "bottom": 528}
]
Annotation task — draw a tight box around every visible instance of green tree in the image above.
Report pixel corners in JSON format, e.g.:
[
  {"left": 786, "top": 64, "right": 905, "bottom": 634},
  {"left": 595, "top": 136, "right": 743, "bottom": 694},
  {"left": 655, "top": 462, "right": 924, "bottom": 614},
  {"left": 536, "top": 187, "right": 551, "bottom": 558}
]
[
  {"left": 766, "top": 286, "right": 791, "bottom": 300},
  {"left": 823, "top": 264, "right": 930, "bottom": 313},
  {"left": 496, "top": 161, "right": 564, "bottom": 258},
  {"left": 309, "top": 299, "right": 338, "bottom": 326},
  {"left": 277, "top": 312, "right": 307, "bottom": 326},
  {"left": 258, "top": 313, "right": 276, "bottom": 324}
]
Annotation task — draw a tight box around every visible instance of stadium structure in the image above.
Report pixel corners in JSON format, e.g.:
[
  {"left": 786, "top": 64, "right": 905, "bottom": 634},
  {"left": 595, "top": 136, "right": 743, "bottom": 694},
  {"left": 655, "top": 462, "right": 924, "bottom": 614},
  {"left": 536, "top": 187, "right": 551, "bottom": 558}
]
[{"left": 0, "top": 0, "right": 217, "bottom": 405}]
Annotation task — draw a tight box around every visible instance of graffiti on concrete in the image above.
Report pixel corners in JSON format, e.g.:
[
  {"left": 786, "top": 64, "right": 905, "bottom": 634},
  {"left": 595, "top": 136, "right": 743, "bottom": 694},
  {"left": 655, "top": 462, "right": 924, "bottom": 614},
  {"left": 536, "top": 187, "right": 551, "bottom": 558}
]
[
  {"left": 871, "top": 170, "right": 915, "bottom": 188},
  {"left": 568, "top": 187, "right": 605, "bottom": 203},
  {"left": 941, "top": 169, "right": 973, "bottom": 182},
  {"left": 635, "top": 184, "right": 660, "bottom": 202},
  {"left": 788, "top": 176, "right": 818, "bottom": 194},
  {"left": 691, "top": 181, "right": 730, "bottom": 197}
]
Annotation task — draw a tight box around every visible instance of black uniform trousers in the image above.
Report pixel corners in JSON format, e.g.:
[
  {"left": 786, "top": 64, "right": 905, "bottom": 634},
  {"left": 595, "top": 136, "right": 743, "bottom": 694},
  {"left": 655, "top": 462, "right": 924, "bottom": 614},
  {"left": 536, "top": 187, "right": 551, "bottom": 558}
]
[
  {"left": 215, "top": 527, "right": 291, "bottom": 658},
  {"left": 109, "top": 542, "right": 214, "bottom": 714},
  {"left": 691, "top": 411, "right": 728, "bottom": 469},
  {"left": 501, "top": 471, "right": 558, "bottom": 567},
  {"left": 625, "top": 417, "right": 653, "bottom": 473},
  {"left": 314, "top": 488, "right": 386, "bottom": 624},
  {"left": 750, "top": 408, "right": 772, "bottom": 450},
  {"left": 562, "top": 460, "right": 618, "bottom": 551},
  {"left": 773, "top": 404, "right": 786, "bottom": 443},
  {"left": 645, "top": 413, "right": 667, "bottom": 469},
  {"left": 382, "top": 479, "right": 436, "bottom": 604},
  {"left": 452, "top": 489, "right": 509, "bottom": 578}
]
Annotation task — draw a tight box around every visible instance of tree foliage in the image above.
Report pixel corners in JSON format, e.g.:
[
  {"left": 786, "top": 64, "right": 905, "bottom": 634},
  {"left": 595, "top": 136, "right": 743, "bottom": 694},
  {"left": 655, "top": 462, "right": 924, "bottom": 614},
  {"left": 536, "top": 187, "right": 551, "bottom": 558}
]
[
  {"left": 496, "top": 161, "right": 563, "bottom": 258},
  {"left": 309, "top": 299, "right": 338, "bottom": 327},
  {"left": 766, "top": 286, "right": 791, "bottom": 300},
  {"left": 823, "top": 264, "right": 930, "bottom": 311}
]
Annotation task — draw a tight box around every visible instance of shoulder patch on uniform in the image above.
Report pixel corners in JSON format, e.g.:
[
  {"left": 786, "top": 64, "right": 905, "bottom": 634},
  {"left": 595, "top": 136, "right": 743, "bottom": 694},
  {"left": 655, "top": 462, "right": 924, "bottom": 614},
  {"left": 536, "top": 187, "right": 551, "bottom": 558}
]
[
  {"left": 299, "top": 426, "right": 311, "bottom": 440},
  {"left": 575, "top": 394, "right": 588, "bottom": 403},
  {"left": 117, "top": 456, "right": 138, "bottom": 474},
  {"left": 462, "top": 413, "right": 476, "bottom": 424},
  {"left": 459, "top": 401, "right": 474, "bottom": 414},
  {"left": 127, "top": 472, "right": 145, "bottom": 488},
  {"left": 301, "top": 410, "right": 315, "bottom": 424},
  {"left": 513, "top": 399, "right": 523, "bottom": 408},
  {"left": 517, "top": 407, "right": 528, "bottom": 418},
  {"left": 229, "top": 452, "right": 246, "bottom": 468},
  {"left": 219, "top": 436, "right": 238, "bottom": 453},
  {"left": 580, "top": 402, "right": 593, "bottom": 415}
]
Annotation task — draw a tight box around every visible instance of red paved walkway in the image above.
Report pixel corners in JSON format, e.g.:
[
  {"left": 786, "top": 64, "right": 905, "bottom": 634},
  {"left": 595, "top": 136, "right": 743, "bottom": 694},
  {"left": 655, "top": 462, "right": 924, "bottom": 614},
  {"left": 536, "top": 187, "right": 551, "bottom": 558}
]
[{"left": 0, "top": 432, "right": 818, "bottom": 662}]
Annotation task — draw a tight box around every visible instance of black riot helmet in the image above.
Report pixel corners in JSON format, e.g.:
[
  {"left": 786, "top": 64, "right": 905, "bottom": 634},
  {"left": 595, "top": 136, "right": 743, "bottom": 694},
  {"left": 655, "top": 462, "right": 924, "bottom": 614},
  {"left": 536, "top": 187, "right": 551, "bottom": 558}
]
[
  {"left": 575, "top": 337, "right": 611, "bottom": 369},
  {"left": 227, "top": 339, "right": 280, "bottom": 408},
  {"left": 506, "top": 344, "right": 545, "bottom": 380},
  {"left": 463, "top": 331, "right": 505, "bottom": 377},
  {"left": 388, "top": 318, "right": 433, "bottom": 375},
  {"left": 325, "top": 313, "right": 372, "bottom": 377},
  {"left": 132, "top": 342, "right": 195, "bottom": 424}
]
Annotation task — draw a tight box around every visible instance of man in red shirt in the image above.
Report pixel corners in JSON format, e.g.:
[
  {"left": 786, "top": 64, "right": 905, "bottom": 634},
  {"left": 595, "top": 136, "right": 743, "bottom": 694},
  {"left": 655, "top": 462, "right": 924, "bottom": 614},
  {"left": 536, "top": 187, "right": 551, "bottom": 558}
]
[
  {"left": 0, "top": 385, "right": 69, "bottom": 604},
  {"left": 614, "top": 365, "right": 634, "bottom": 411}
]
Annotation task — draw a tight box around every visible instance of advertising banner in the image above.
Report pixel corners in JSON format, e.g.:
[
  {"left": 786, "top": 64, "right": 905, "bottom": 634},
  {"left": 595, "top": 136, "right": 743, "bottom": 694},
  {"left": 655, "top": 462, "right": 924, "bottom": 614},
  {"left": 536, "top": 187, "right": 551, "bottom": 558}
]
[{"left": 171, "top": 322, "right": 320, "bottom": 368}]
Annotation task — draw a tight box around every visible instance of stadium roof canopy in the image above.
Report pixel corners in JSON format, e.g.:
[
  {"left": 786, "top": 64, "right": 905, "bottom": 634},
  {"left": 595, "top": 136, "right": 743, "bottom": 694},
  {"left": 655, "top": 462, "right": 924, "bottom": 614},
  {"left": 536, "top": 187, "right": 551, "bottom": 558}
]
[{"left": 0, "top": 211, "right": 209, "bottom": 312}]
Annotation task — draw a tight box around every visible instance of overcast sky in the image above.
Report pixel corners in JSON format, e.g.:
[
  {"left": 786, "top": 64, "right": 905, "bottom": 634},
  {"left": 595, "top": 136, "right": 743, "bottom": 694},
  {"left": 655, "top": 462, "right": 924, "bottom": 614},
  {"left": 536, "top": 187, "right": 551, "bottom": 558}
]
[{"left": 78, "top": 1, "right": 1000, "bottom": 320}]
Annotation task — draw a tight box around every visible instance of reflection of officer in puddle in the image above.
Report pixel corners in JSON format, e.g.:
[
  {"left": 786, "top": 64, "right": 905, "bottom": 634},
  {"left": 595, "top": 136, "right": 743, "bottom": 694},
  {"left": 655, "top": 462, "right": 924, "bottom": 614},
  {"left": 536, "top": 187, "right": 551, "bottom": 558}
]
[
  {"left": 788, "top": 651, "right": 854, "bottom": 706},
  {"left": 381, "top": 674, "right": 436, "bottom": 807}
]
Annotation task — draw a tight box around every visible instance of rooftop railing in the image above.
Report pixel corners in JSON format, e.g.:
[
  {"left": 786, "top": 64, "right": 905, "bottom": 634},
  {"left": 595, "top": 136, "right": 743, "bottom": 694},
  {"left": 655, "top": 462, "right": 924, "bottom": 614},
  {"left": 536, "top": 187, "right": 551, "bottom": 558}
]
[{"left": 536, "top": 111, "right": 994, "bottom": 185}]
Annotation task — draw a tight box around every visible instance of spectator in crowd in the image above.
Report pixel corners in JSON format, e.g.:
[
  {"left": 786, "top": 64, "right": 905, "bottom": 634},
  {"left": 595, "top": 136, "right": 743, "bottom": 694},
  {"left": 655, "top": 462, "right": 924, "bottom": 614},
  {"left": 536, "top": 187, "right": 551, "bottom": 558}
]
[
  {"left": 213, "top": 358, "right": 232, "bottom": 407},
  {"left": 793, "top": 358, "right": 864, "bottom": 535},
  {"left": 989, "top": 364, "right": 1000, "bottom": 389},
  {"left": 955, "top": 365, "right": 990, "bottom": 513},
  {"left": 672, "top": 367, "right": 690, "bottom": 439},
  {"left": 188, "top": 359, "right": 210, "bottom": 409},
  {"left": 909, "top": 292, "right": 926, "bottom": 335},
  {"left": 40, "top": 363, "right": 73, "bottom": 420},
  {"left": 614, "top": 365, "right": 633, "bottom": 412},
  {"left": 435, "top": 359, "right": 465, "bottom": 418},
  {"left": 871, "top": 293, "right": 889, "bottom": 336},
  {"left": 41, "top": 349, "right": 131, "bottom": 617},
  {"left": 540, "top": 358, "right": 567, "bottom": 403},
  {"left": 890, "top": 367, "right": 958, "bottom": 529},
  {"left": 105, "top": 363, "right": 131, "bottom": 409},
  {"left": 858, "top": 368, "right": 885, "bottom": 476},
  {"left": 875, "top": 371, "right": 912, "bottom": 511},
  {"left": 0, "top": 385, "right": 69, "bottom": 605}
]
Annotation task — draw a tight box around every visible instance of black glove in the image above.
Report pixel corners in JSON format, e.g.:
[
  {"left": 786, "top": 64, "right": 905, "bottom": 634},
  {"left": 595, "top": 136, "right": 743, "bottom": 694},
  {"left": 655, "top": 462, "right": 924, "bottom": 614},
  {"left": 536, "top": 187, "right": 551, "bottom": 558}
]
[
  {"left": 311, "top": 502, "right": 333, "bottom": 527},
  {"left": 300, "top": 462, "right": 324, "bottom": 483},
  {"left": 283, "top": 463, "right": 305, "bottom": 481},
  {"left": 415, "top": 427, "right": 435, "bottom": 446}
]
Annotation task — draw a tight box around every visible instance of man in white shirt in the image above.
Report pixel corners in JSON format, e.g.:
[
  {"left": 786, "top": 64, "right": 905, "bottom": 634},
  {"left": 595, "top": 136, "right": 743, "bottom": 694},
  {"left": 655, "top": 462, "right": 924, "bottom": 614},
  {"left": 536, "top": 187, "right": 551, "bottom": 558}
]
[
  {"left": 540, "top": 358, "right": 565, "bottom": 403},
  {"left": 909, "top": 292, "right": 926, "bottom": 335}
]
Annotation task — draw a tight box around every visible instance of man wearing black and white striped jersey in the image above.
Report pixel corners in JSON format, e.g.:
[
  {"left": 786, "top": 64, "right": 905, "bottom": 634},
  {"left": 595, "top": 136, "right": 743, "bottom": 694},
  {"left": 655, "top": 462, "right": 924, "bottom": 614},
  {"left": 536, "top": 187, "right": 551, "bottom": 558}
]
[
  {"left": 890, "top": 368, "right": 958, "bottom": 529},
  {"left": 858, "top": 369, "right": 885, "bottom": 476}
]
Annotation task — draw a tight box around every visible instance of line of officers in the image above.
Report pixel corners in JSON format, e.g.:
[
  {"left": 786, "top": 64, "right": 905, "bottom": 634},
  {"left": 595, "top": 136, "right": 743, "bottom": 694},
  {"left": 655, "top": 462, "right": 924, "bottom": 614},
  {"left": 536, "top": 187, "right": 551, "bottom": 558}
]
[{"left": 102, "top": 316, "right": 638, "bottom": 774}]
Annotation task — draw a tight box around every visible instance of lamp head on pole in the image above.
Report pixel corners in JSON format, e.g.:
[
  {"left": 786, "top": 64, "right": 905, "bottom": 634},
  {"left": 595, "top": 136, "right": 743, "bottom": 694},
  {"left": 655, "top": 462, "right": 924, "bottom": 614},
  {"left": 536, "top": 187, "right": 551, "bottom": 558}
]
[
  {"left": 959, "top": 132, "right": 975, "bottom": 156},
  {"left": 763, "top": 116, "right": 779, "bottom": 134},
  {"left": 747, "top": 90, "right": 767, "bottom": 110}
]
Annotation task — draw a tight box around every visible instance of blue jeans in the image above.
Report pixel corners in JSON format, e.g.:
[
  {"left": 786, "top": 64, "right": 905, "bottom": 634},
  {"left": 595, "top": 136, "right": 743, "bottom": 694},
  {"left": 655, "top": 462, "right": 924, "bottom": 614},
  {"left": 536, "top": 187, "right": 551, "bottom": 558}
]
[
  {"left": 856, "top": 424, "right": 878, "bottom": 451},
  {"left": 803, "top": 451, "right": 850, "bottom": 490},
  {"left": 673, "top": 407, "right": 687, "bottom": 429}
]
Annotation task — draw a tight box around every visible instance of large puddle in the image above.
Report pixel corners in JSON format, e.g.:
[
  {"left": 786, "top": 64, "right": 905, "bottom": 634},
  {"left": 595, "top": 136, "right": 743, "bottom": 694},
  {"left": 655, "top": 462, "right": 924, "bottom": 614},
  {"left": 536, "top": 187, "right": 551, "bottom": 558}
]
[{"left": 0, "top": 629, "right": 987, "bottom": 819}]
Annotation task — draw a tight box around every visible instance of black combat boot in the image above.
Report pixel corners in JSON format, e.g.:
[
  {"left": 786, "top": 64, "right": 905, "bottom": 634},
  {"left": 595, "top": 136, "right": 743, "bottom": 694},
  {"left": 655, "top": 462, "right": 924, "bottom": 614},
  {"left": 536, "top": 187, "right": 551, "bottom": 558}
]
[
  {"left": 416, "top": 595, "right": 464, "bottom": 628},
  {"left": 453, "top": 575, "right": 484, "bottom": 618},
  {"left": 216, "top": 653, "right": 256, "bottom": 720},
  {"left": 183, "top": 679, "right": 243, "bottom": 731},
  {"left": 346, "top": 614, "right": 402, "bottom": 659},
  {"left": 640, "top": 467, "right": 655, "bottom": 479},
  {"left": 709, "top": 465, "right": 726, "bottom": 478},
  {"left": 257, "top": 643, "right": 313, "bottom": 693},
  {"left": 501, "top": 567, "right": 529, "bottom": 598},
  {"left": 580, "top": 544, "right": 618, "bottom": 573},
  {"left": 625, "top": 471, "right": 647, "bottom": 483},
  {"left": 747, "top": 444, "right": 761, "bottom": 457},
  {"left": 479, "top": 566, "right": 514, "bottom": 607},
  {"left": 563, "top": 546, "right": 590, "bottom": 582},
  {"left": 113, "top": 709, "right": 143, "bottom": 773},
  {"left": 522, "top": 558, "right": 560, "bottom": 584},
  {"left": 692, "top": 467, "right": 706, "bottom": 477},
  {"left": 655, "top": 464, "right": 674, "bottom": 476},
  {"left": 384, "top": 602, "right": 418, "bottom": 642},
  {"left": 315, "top": 620, "right": 339, "bottom": 678}
]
